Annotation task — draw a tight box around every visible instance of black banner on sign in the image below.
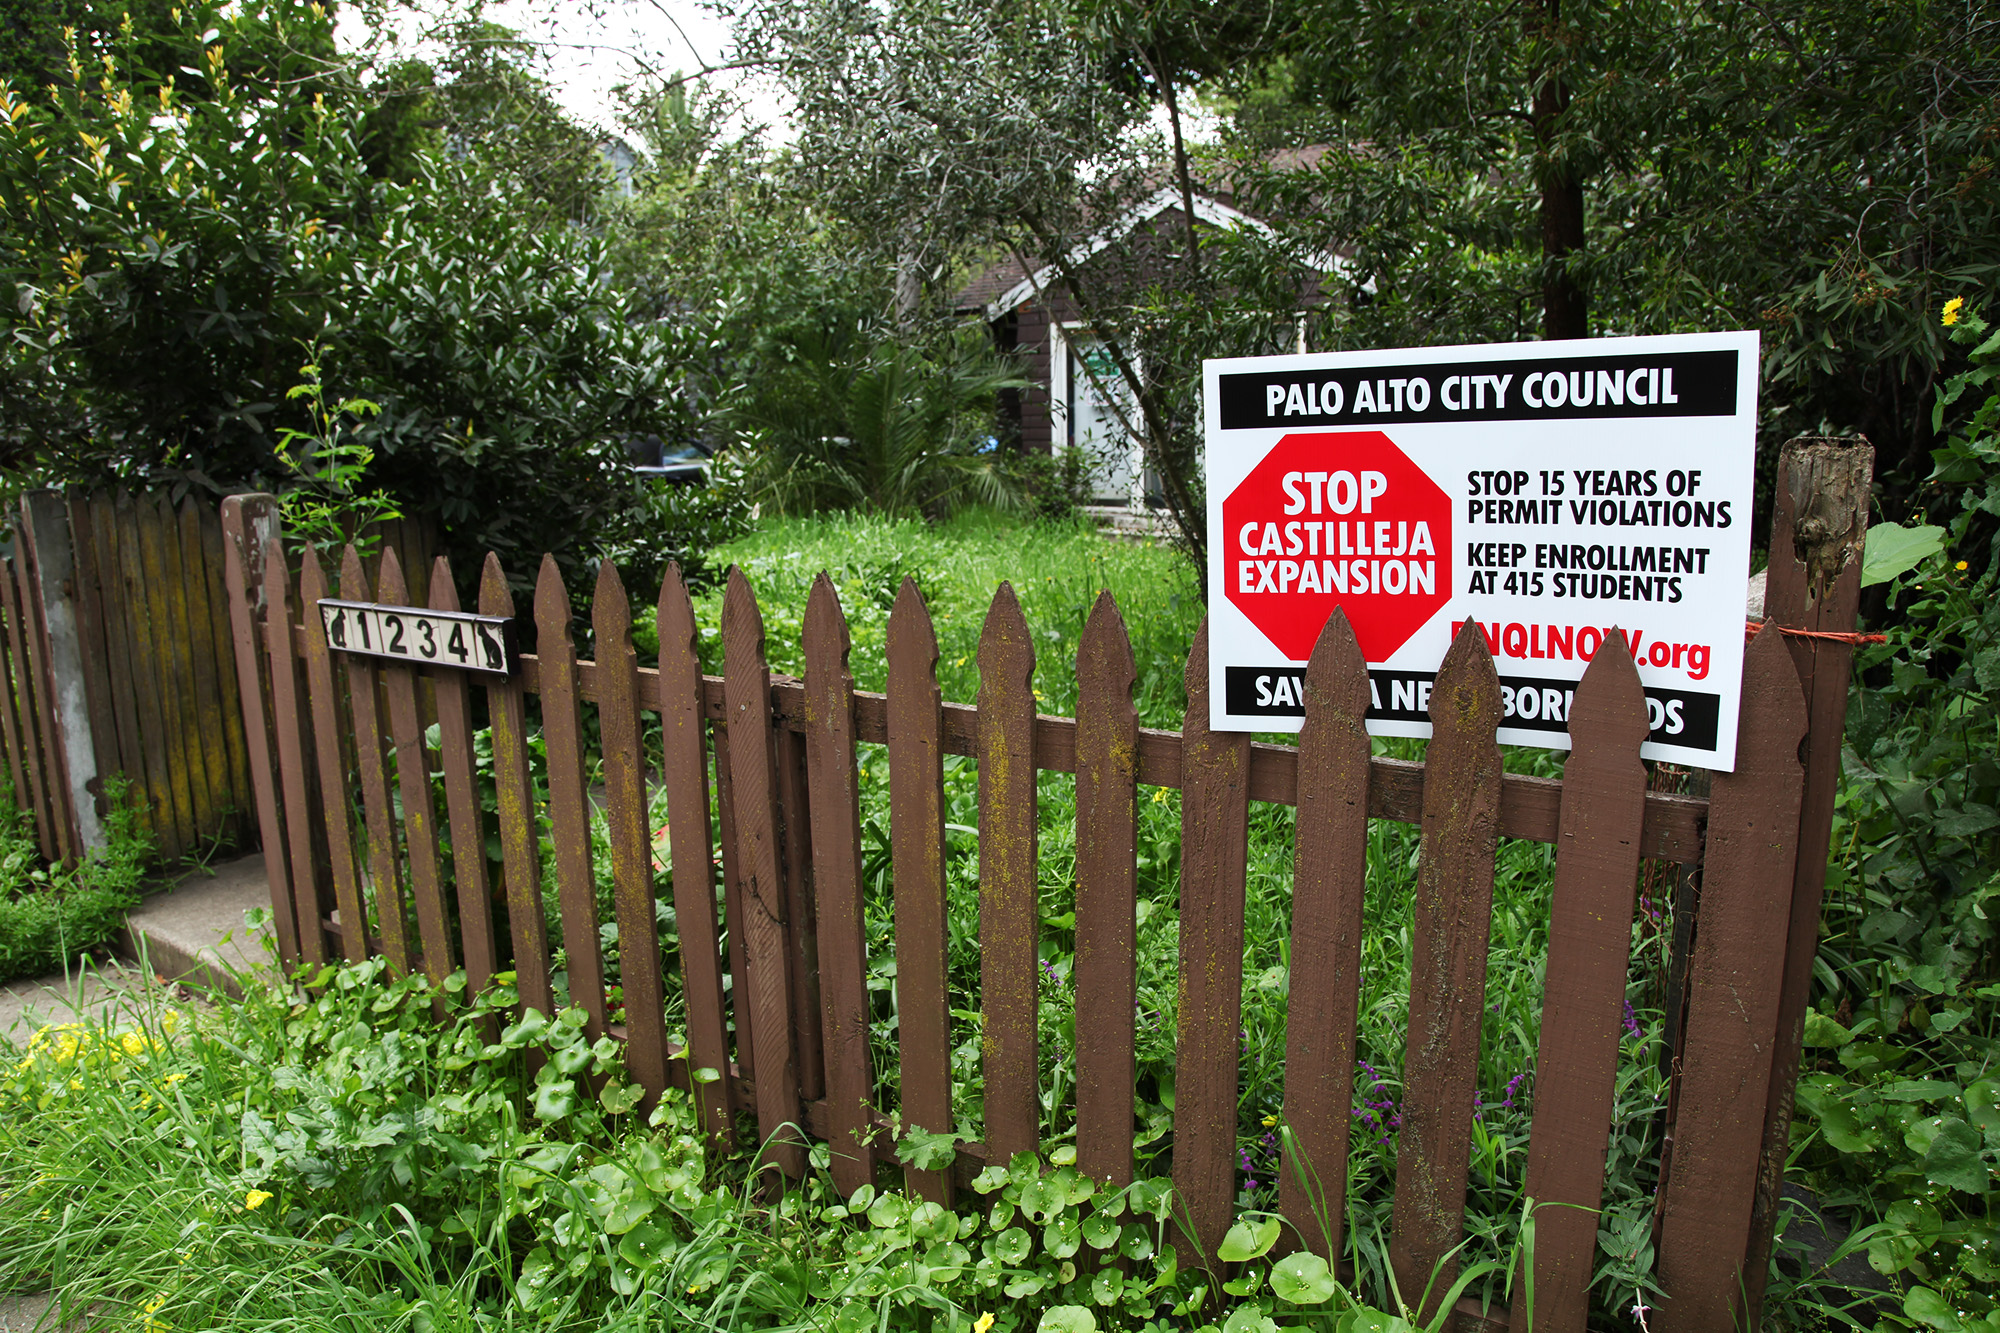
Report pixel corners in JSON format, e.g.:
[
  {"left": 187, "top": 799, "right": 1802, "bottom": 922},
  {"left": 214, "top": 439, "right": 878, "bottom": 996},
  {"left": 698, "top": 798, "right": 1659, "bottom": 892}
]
[
  {"left": 1216, "top": 350, "right": 1737, "bottom": 431},
  {"left": 1221, "top": 665, "right": 1720, "bottom": 749}
]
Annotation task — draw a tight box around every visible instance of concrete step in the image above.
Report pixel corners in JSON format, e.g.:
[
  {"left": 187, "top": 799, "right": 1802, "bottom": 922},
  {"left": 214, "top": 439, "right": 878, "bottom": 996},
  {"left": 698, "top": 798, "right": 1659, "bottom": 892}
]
[{"left": 118, "top": 852, "right": 278, "bottom": 996}]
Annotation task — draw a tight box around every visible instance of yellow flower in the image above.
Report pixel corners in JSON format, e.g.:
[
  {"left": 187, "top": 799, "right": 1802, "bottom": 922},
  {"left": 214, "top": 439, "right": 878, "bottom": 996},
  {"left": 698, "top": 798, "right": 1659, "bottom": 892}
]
[
  {"left": 1262, "top": 1114, "right": 1278, "bottom": 1127},
  {"left": 973, "top": 1315, "right": 995, "bottom": 1333},
  {"left": 1942, "top": 296, "right": 1965, "bottom": 326},
  {"left": 139, "top": 1290, "right": 168, "bottom": 1333},
  {"left": 244, "top": 1190, "right": 272, "bottom": 1211},
  {"left": 120, "top": 1031, "right": 150, "bottom": 1058},
  {"left": 1957, "top": 561, "right": 1969, "bottom": 571}
]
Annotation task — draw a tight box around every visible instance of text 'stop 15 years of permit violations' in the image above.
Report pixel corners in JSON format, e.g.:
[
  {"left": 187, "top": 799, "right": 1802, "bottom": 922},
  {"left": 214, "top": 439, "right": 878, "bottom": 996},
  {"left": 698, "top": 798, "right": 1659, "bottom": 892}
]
[{"left": 1201, "top": 329, "right": 1759, "bottom": 770}]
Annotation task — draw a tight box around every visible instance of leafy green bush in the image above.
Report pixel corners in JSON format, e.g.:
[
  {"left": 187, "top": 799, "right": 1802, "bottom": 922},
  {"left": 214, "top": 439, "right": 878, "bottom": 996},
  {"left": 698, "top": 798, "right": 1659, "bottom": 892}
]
[
  {"left": 0, "top": 1, "right": 688, "bottom": 590},
  {"left": 0, "top": 777, "right": 149, "bottom": 983},
  {"left": 602, "top": 457, "right": 759, "bottom": 605},
  {"left": 1778, "top": 300, "right": 1999, "bottom": 1327},
  {"left": 718, "top": 315, "right": 1027, "bottom": 519}
]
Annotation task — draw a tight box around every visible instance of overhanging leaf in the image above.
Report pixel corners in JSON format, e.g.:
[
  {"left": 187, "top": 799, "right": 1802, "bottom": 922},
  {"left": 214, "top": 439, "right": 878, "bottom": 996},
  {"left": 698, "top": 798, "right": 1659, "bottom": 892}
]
[{"left": 1861, "top": 521, "right": 1946, "bottom": 587}]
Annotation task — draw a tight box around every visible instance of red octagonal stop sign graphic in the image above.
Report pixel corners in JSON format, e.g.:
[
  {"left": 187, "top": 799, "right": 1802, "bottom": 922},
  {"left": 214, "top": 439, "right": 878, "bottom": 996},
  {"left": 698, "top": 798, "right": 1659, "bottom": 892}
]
[{"left": 1223, "top": 432, "right": 1452, "bottom": 661}]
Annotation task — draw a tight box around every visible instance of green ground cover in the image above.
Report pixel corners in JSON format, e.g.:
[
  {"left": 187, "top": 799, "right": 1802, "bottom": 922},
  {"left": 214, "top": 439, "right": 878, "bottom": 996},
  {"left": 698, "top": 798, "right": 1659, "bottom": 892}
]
[
  {"left": 0, "top": 779, "right": 149, "bottom": 984},
  {"left": 0, "top": 958, "right": 1538, "bottom": 1333}
]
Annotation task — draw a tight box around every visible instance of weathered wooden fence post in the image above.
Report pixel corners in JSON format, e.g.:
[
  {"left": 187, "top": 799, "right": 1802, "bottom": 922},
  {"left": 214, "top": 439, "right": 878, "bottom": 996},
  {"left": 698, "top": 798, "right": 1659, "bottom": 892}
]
[
  {"left": 1742, "top": 435, "right": 1874, "bottom": 1319},
  {"left": 220, "top": 493, "right": 301, "bottom": 962},
  {"left": 19, "top": 491, "right": 99, "bottom": 855}
]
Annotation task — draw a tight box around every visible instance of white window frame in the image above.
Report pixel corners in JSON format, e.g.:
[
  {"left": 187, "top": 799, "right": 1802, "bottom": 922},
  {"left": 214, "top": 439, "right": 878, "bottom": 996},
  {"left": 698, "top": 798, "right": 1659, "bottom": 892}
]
[{"left": 1050, "top": 321, "right": 1148, "bottom": 513}]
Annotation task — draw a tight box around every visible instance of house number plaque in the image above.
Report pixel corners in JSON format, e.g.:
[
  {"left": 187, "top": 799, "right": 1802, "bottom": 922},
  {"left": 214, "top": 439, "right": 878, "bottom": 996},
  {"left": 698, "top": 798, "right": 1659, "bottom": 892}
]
[{"left": 317, "top": 599, "right": 517, "bottom": 676}]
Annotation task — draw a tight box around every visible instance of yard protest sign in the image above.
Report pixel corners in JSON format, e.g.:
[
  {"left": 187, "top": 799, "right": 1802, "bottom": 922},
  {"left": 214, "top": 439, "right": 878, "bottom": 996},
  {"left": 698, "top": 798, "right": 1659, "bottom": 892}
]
[{"left": 1202, "top": 330, "right": 1759, "bottom": 769}]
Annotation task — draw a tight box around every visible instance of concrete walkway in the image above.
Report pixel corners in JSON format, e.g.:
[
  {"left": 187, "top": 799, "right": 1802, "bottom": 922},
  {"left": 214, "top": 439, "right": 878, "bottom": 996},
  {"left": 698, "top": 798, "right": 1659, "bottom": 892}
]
[{"left": 0, "top": 852, "right": 275, "bottom": 1045}]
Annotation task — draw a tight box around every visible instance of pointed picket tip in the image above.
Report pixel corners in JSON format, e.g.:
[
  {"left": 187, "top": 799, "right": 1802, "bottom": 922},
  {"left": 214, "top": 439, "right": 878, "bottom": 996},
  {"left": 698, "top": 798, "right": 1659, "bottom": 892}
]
[
  {"left": 300, "top": 542, "right": 329, "bottom": 604},
  {"left": 1569, "top": 625, "right": 1649, "bottom": 750},
  {"left": 722, "top": 564, "right": 766, "bottom": 643},
  {"left": 1430, "top": 616, "right": 1502, "bottom": 729},
  {"left": 477, "top": 551, "right": 514, "bottom": 618},
  {"left": 534, "top": 554, "right": 572, "bottom": 632},
  {"left": 1742, "top": 619, "right": 1810, "bottom": 732},
  {"left": 978, "top": 582, "right": 1034, "bottom": 683},
  {"left": 805, "top": 572, "right": 852, "bottom": 663},
  {"left": 260, "top": 534, "right": 289, "bottom": 603},
  {"left": 655, "top": 561, "right": 697, "bottom": 664},
  {"left": 1307, "top": 606, "right": 1363, "bottom": 678},
  {"left": 1745, "top": 617, "right": 1795, "bottom": 669},
  {"left": 1302, "top": 606, "right": 1370, "bottom": 726},
  {"left": 1078, "top": 589, "right": 1136, "bottom": 681},
  {"left": 889, "top": 574, "right": 939, "bottom": 659},
  {"left": 377, "top": 543, "right": 409, "bottom": 606},
  {"left": 339, "top": 543, "right": 371, "bottom": 601},
  {"left": 592, "top": 560, "right": 632, "bottom": 638},
  {"left": 1183, "top": 615, "right": 1211, "bottom": 702},
  {"left": 427, "top": 556, "right": 461, "bottom": 613}
]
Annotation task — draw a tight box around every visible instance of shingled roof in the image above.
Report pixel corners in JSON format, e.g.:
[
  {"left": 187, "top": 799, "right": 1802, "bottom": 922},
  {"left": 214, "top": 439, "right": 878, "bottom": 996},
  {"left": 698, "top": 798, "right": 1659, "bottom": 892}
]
[{"left": 949, "top": 147, "right": 1341, "bottom": 318}]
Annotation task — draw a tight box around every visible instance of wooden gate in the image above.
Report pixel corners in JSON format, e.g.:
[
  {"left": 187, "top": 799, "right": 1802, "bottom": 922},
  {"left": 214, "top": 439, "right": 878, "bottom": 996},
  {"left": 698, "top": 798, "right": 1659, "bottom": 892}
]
[{"left": 221, "top": 437, "right": 1873, "bottom": 1333}]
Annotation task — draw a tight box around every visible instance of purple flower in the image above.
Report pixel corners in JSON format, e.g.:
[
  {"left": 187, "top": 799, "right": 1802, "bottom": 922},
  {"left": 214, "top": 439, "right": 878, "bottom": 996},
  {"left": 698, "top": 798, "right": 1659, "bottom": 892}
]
[{"left": 1622, "top": 1000, "right": 1642, "bottom": 1041}]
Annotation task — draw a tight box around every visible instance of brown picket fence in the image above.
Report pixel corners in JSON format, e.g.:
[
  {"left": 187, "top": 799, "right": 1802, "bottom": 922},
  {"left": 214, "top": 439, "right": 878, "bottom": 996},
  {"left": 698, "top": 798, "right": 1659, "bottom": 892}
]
[{"left": 218, "top": 438, "right": 1867, "bottom": 1333}]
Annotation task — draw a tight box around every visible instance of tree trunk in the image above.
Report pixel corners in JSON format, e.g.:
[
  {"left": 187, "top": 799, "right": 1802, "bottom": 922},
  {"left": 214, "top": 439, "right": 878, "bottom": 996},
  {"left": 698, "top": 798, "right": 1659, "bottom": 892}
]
[{"left": 1532, "top": 0, "right": 1587, "bottom": 340}]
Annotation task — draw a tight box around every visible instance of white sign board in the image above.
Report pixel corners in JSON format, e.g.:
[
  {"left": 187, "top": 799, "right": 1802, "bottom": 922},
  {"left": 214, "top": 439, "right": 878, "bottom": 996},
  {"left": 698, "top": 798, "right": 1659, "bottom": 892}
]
[{"left": 1202, "top": 331, "right": 1758, "bottom": 769}]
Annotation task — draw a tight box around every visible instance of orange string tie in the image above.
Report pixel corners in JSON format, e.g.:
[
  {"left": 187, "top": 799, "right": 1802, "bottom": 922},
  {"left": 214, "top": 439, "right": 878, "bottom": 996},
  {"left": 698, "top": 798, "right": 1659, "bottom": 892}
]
[{"left": 1743, "top": 618, "right": 1888, "bottom": 645}]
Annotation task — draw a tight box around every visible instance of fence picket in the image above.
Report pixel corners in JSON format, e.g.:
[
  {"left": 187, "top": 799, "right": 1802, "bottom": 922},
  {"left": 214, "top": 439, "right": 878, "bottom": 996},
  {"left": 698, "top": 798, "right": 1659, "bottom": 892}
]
[
  {"left": 429, "top": 559, "right": 499, "bottom": 994},
  {"left": 8, "top": 551, "right": 59, "bottom": 859},
  {"left": 479, "top": 555, "right": 554, "bottom": 1021},
  {"left": 18, "top": 524, "right": 77, "bottom": 863},
  {"left": 220, "top": 497, "right": 300, "bottom": 960},
  {"left": 1173, "top": 619, "right": 1254, "bottom": 1261},
  {"left": 378, "top": 549, "right": 454, "bottom": 986},
  {"left": 64, "top": 492, "right": 119, "bottom": 826},
  {"left": 340, "top": 545, "right": 408, "bottom": 972},
  {"left": 1656, "top": 627, "right": 1807, "bottom": 1331},
  {"left": 138, "top": 493, "right": 198, "bottom": 855},
  {"left": 721, "top": 568, "right": 804, "bottom": 1176},
  {"left": 1389, "top": 622, "right": 1503, "bottom": 1320},
  {"left": 154, "top": 493, "right": 218, "bottom": 842},
  {"left": 121, "top": 491, "right": 179, "bottom": 860},
  {"left": 88, "top": 498, "right": 148, "bottom": 828},
  {"left": 1279, "top": 610, "right": 1371, "bottom": 1262},
  {"left": 657, "top": 563, "right": 734, "bottom": 1144},
  {"left": 595, "top": 561, "right": 671, "bottom": 1110},
  {"left": 802, "top": 573, "right": 876, "bottom": 1192},
  {"left": 180, "top": 499, "right": 236, "bottom": 845},
  {"left": 713, "top": 717, "right": 753, "bottom": 1090},
  {"left": 199, "top": 502, "right": 255, "bottom": 839},
  {"left": 1512, "top": 634, "right": 1650, "bottom": 1333},
  {"left": 535, "top": 557, "right": 608, "bottom": 1038},
  {"left": 300, "top": 547, "right": 367, "bottom": 963},
  {"left": 263, "top": 537, "right": 327, "bottom": 966},
  {"left": 1074, "top": 591, "right": 1139, "bottom": 1190},
  {"left": 888, "top": 576, "right": 953, "bottom": 1205},
  {"left": 776, "top": 727, "right": 824, "bottom": 1104},
  {"left": 976, "top": 582, "right": 1039, "bottom": 1167},
  {"left": 0, "top": 568, "right": 30, "bottom": 817}
]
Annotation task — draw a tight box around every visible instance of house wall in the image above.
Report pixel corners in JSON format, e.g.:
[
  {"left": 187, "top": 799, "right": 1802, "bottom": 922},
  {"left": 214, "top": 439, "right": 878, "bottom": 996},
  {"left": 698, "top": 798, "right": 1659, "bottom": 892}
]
[{"left": 1007, "top": 289, "right": 1078, "bottom": 456}]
